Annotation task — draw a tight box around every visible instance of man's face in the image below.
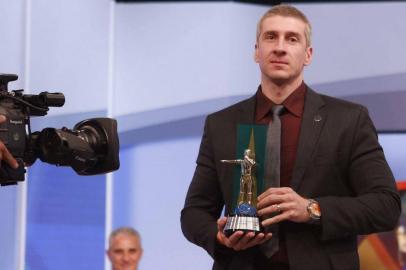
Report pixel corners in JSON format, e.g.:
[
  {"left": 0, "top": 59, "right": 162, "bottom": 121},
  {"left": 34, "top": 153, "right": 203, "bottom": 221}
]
[
  {"left": 107, "top": 233, "right": 143, "bottom": 270},
  {"left": 255, "top": 15, "right": 312, "bottom": 85}
]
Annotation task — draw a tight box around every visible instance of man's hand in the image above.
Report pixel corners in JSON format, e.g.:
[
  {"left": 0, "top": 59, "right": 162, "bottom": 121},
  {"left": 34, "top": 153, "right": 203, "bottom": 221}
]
[
  {"left": 257, "top": 187, "right": 310, "bottom": 227},
  {"left": 0, "top": 115, "right": 19, "bottom": 169},
  {"left": 216, "top": 217, "right": 272, "bottom": 251}
]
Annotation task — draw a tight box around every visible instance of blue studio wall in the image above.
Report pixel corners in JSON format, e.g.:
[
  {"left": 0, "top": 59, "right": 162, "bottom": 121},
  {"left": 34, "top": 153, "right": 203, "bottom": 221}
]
[
  {"left": 25, "top": 166, "right": 106, "bottom": 270},
  {"left": 0, "top": 1, "right": 405, "bottom": 270}
]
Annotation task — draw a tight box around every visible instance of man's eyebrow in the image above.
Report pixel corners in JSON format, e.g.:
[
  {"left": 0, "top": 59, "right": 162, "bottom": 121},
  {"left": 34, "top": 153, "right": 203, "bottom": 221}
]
[
  {"left": 286, "top": 31, "right": 301, "bottom": 37},
  {"left": 262, "top": 30, "right": 302, "bottom": 36}
]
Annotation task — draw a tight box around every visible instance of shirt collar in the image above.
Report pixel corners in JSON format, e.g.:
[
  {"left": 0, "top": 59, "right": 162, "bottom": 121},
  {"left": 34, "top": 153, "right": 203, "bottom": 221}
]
[{"left": 255, "top": 81, "right": 307, "bottom": 122}]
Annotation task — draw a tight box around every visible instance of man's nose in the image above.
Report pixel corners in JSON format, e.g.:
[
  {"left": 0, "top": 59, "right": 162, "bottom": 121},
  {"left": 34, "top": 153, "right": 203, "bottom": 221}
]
[
  {"left": 123, "top": 252, "right": 130, "bottom": 261},
  {"left": 273, "top": 38, "right": 286, "bottom": 54}
]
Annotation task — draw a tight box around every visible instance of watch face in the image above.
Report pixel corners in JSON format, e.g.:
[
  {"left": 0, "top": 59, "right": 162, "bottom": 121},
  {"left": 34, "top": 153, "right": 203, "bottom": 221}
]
[
  {"left": 307, "top": 199, "right": 321, "bottom": 219},
  {"left": 310, "top": 203, "right": 321, "bottom": 217}
]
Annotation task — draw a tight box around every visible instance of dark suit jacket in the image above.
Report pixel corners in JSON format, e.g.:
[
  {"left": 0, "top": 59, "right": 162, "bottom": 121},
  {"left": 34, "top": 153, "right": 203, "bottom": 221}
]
[{"left": 181, "top": 87, "right": 400, "bottom": 270}]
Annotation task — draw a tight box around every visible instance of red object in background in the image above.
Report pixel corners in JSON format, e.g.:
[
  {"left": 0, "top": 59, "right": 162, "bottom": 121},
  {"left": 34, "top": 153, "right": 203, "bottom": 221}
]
[
  {"left": 358, "top": 181, "right": 406, "bottom": 270},
  {"left": 398, "top": 182, "right": 406, "bottom": 191}
]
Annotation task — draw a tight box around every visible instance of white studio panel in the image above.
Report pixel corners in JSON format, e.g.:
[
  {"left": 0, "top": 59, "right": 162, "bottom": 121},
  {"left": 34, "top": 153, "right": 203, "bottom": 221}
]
[
  {"left": 300, "top": 2, "right": 406, "bottom": 90},
  {"left": 228, "top": 3, "right": 268, "bottom": 96},
  {"left": 114, "top": 2, "right": 264, "bottom": 117},
  {"left": 115, "top": 137, "right": 213, "bottom": 270},
  {"left": 0, "top": 1, "right": 26, "bottom": 269},
  {"left": 0, "top": 0, "right": 25, "bottom": 76},
  {"left": 379, "top": 134, "right": 406, "bottom": 181},
  {"left": 114, "top": 2, "right": 406, "bottom": 122},
  {"left": 28, "top": 0, "right": 111, "bottom": 116}
]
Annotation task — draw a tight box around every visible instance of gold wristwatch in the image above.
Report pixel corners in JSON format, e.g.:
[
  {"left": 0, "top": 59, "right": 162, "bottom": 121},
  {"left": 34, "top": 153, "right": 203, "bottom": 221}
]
[{"left": 306, "top": 199, "right": 321, "bottom": 221}]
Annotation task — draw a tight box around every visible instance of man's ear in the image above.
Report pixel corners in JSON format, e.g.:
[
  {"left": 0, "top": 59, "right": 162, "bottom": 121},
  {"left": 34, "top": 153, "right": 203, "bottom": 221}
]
[
  {"left": 254, "top": 43, "right": 259, "bottom": 63},
  {"left": 304, "top": 46, "right": 313, "bottom": 66}
]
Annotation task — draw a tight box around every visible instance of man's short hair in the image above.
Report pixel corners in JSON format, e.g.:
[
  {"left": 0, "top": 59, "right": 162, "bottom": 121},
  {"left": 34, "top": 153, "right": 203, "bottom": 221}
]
[
  {"left": 108, "top": 227, "right": 141, "bottom": 248},
  {"left": 256, "top": 4, "right": 312, "bottom": 47}
]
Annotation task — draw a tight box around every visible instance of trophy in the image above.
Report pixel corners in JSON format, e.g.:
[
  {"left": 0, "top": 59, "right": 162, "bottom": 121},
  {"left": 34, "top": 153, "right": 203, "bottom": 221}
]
[{"left": 221, "top": 148, "right": 262, "bottom": 236}]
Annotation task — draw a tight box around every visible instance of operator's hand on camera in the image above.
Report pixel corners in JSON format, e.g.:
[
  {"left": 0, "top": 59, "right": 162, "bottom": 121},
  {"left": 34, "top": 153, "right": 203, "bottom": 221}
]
[
  {"left": 257, "top": 187, "right": 310, "bottom": 227},
  {"left": 0, "top": 115, "right": 19, "bottom": 169},
  {"left": 216, "top": 217, "right": 272, "bottom": 251}
]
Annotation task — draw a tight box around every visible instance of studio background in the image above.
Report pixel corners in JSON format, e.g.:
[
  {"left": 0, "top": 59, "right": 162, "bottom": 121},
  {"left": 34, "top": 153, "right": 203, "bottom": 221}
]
[{"left": 0, "top": 1, "right": 405, "bottom": 270}]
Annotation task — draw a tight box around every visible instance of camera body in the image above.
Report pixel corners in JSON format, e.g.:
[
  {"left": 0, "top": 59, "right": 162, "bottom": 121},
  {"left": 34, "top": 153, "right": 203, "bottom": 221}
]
[
  {"left": 0, "top": 73, "right": 120, "bottom": 185},
  {"left": 0, "top": 96, "right": 27, "bottom": 158}
]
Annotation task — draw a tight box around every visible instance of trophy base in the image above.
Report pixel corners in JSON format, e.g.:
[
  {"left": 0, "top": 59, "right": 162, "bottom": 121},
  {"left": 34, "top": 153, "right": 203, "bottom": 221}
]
[{"left": 223, "top": 215, "right": 261, "bottom": 237}]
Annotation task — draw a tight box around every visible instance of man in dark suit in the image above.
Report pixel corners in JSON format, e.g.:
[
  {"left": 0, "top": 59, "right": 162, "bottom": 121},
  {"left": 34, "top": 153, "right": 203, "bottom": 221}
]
[{"left": 181, "top": 4, "right": 400, "bottom": 270}]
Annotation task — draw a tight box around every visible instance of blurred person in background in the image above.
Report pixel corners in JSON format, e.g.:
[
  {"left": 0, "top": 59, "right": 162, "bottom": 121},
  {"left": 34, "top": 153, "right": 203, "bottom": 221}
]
[{"left": 107, "top": 227, "right": 143, "bottom": 270}]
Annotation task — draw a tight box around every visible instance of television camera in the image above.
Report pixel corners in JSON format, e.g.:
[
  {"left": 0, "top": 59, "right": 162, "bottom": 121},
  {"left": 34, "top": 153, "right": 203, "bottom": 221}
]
[{"left": 0, "top": 73, "right": 119, "bottom": 186}]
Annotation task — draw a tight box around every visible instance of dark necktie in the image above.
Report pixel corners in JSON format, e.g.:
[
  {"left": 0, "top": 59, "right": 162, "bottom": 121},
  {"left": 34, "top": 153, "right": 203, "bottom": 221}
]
[{"left": 260, "top": 104, "right": 284, "bottom": 258}]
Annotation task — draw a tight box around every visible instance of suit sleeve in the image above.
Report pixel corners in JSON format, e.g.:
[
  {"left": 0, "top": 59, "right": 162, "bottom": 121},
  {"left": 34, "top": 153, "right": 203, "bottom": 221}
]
[
  {"left": 181, "top": 116, "right": 234, "bottom": 259},
  {"left": 317, "top": 106, "right": 401, "bottom": 241}
]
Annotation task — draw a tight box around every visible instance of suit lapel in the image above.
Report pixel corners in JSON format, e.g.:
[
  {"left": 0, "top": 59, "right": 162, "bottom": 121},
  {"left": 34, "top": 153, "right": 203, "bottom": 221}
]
[
  {"left": 236, "top": 95, "right": 256, "bottom": 124},
  {"left": 290, "top": 88, "right": 327, "bottom": 191}
]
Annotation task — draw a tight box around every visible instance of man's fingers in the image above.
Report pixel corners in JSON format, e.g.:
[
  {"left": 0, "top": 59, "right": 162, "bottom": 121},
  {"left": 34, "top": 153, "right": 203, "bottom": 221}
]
[
  {"left": 258, "top": 203, "right": 282, "bottom": 216},
  {"left": 2, "top": 150, "right": 18, "bottom": 169},
  {"left": 0, "top": 115, "right": 18, "bottom": 168},
  {"left": 216, "top": 217, "right": 275, "bottom": 250},
  {"left": 233, "top": 232, "right": 255, "bottom": 250},
  {"left": 227, "top": 231, "right": 244, "bottom": 247},
  {"left": 234, "top": 232, "right": 273, "bottom": 250},
  {"left": 257, "top": 193, "right": 287, "bottom": 209},
  {"left": 258, "top": 188, "right": 284, "bottom": 201},
  {"left": 0, "top": 115, "right": 6, "bottom": 123},
  {"left": 217, "top": 217, "right": 227, "bottom": 231},
  {"left": 216, "top": 217, "right": 228, "bottom": 245},
  {"left": 0, "top": 142, "right": 18, "bottom": 169},
  {"left": 242, "top": 233, "right": 266, "bottom": 249},
  {"left": 258, "top": 187, "right": 294, "bottom": 201},
  {"left": 216, "top": 218, "right": 245, "bottom": 248},
  {"left": 262, "top": 211, "right": 290, "bottom": 227}
]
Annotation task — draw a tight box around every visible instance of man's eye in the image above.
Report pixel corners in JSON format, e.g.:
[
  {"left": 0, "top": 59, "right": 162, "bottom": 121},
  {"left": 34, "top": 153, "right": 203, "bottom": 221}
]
[
  {"left": 265, "top": 34, "right": 275, "bottom": 40},
  {"left": 289, "top": 37, "right": 298, "bottom": 42}
]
